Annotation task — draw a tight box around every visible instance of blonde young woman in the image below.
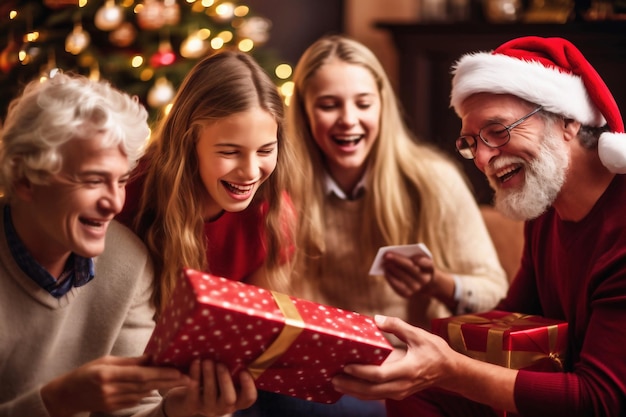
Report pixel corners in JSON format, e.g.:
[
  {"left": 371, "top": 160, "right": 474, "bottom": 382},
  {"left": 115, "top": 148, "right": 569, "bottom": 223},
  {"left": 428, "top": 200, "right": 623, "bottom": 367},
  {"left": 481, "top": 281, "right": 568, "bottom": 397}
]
[
  {"left": 117, "top": 50, "right": 298, "bottom": 315},
  {"left": 290, "top": 35, "right": 508, "bottom": 333},
  {"left": 237, "top": 35, "right": 509, "bottom": 417}
]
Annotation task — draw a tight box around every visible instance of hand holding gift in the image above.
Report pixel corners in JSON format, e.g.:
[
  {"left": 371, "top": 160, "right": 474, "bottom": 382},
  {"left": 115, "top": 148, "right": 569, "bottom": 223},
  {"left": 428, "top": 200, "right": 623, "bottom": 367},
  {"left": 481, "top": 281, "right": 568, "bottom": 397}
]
[
  {"left": 158, "top": 359, "right": 257, "bottom": 417},
  {"left": 332, "top": 315, "right": 470, "bottom": 401},
  {"left": 332, "top": 311, "right": 567, "bottom": 415}
]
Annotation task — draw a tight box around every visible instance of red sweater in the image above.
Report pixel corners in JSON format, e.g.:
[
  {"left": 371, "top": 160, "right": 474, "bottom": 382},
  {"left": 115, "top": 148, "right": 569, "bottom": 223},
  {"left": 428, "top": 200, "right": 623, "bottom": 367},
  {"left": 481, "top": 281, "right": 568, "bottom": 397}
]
[{"left": 498, "top": 174, "right": 626, "bottom": 416}]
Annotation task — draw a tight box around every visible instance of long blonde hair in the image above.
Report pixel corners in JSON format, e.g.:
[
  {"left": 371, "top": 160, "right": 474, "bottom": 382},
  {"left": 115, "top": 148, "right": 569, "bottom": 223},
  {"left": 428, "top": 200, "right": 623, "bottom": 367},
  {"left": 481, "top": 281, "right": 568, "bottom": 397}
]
[
  {"left": 288, "top": 35, "right": 467, "bottom": 269},
  {"left": 134, "top": 51, "right": 297, "bottom": 313}
]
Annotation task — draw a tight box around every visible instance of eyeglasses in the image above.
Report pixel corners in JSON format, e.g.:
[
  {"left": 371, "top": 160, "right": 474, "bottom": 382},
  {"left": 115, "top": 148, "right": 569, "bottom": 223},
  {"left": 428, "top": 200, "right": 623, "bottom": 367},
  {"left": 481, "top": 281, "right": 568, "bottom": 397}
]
[{"left": 455, "top": 106, "right": 543, "bottom": 160}]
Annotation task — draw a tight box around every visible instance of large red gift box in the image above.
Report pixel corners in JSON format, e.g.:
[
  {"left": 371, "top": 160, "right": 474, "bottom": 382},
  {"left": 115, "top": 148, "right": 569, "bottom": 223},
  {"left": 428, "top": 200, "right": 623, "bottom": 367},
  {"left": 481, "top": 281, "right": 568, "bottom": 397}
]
[
  {"left": 431, "top": 310, "right": 567, "bottom": 372},
  {"left": 145, "top": 268, "right": 393, "bottom": 403}
]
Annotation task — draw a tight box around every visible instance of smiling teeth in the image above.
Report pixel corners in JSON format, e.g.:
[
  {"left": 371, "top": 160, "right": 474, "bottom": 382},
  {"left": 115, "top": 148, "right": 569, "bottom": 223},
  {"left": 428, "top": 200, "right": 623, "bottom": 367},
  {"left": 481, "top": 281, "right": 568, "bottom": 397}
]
[
  {"left": 334, "top": 135, "right": 362, "bottom": 145},
  {"left": 496, "top": 166, "right": 519, "bottom": 180},
  {"left": 224, "top": 182, "right": 254, "bottom": 194}
]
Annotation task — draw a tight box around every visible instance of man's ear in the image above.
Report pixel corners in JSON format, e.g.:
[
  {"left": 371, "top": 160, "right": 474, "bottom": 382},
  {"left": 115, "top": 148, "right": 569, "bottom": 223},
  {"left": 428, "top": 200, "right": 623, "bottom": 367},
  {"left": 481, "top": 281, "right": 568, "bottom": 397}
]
[
  {"left": 562, "top": 118, "right": 581, "bottom": 142},
  {"left": 13, "top": 177, "right": 35, "bottom": 202}
]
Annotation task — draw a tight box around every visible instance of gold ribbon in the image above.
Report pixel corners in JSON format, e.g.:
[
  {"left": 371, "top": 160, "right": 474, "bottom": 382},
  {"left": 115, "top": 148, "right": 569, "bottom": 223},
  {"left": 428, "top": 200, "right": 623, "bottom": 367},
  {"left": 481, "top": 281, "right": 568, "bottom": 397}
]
[
  {"left": 247, "top": 291, "right": 305, "bottom": 379},
  {"left": 446, "top": 313, "right": 564, "bottom": 371}
]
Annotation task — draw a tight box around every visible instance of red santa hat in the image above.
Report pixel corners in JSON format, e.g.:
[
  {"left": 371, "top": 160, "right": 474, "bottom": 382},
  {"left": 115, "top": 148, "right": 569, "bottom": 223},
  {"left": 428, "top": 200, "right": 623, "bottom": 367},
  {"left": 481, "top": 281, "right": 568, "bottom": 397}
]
[{"left": 450, "top": 36, "right": 626, "bottom": 173}]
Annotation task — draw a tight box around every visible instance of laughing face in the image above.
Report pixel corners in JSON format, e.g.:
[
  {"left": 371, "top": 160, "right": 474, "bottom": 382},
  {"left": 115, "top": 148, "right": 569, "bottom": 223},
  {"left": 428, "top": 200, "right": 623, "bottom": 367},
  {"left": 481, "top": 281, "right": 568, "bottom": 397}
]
[
  {"left": 460, "top": 93, "right": 569, "bottom": 220},
  {"left": 303, "top": 60, "right": 381, "bottom": 192},
  {"left": 14, "top": 133, "right": 131, "bottom": 269},
  {"left": 195, "top": 108, "right": 278, "bottom": 219}
]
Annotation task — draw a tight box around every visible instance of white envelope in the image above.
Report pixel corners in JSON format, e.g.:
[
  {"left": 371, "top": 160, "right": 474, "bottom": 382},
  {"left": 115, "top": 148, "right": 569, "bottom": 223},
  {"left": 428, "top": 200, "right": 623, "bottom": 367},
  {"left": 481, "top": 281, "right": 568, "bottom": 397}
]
[{"left": 368, "top": 243, "right": 433, "bottom": 275}]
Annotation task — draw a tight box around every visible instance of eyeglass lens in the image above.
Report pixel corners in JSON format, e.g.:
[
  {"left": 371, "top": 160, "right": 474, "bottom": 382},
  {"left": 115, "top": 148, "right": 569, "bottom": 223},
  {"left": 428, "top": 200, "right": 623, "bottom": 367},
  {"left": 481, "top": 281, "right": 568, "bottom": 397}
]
[
  {"left": 455, "top": 123, "right": 509, "bottom": 160},
  {"left": 456, "top": 138, "right": 475, "bottom": 159},
  {"left": 480, "top": 123, "right": 510, "bottom": 146}
]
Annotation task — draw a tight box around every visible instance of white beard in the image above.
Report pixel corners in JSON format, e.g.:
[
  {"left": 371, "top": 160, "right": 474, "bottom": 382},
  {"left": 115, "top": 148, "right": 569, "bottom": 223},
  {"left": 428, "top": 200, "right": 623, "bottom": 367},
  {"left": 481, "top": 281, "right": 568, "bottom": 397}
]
[{"left": 489, "top": 128, "right": 569, "bottom": 221}]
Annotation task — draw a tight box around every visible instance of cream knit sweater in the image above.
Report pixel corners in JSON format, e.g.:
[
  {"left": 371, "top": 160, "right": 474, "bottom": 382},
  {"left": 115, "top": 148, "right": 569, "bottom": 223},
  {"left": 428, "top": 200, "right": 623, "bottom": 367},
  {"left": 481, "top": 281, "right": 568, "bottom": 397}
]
[{"left": 0, "top": 205, "right": 166, "bottom": 417}]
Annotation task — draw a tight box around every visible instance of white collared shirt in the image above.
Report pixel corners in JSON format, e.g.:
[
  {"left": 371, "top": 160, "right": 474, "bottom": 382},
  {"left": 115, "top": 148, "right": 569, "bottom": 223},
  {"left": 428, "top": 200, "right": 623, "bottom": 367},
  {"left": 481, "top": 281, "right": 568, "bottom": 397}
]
[{"left": 323, "top": 171, "right": 368, "bottom": 200}]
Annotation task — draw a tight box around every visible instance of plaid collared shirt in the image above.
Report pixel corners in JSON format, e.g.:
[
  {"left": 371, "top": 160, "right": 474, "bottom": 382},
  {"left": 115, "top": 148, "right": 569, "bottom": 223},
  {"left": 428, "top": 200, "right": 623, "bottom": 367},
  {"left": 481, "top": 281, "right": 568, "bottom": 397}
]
[{"left": 4, "top": 205, "right": 94, "bottom": 298}]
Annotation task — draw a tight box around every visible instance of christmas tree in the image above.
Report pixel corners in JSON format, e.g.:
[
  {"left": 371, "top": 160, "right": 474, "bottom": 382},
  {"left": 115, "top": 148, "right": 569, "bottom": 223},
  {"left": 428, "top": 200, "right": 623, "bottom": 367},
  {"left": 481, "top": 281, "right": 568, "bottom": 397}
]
[{"left": 0, "top": 0, "right": 293, "bottom": 123}]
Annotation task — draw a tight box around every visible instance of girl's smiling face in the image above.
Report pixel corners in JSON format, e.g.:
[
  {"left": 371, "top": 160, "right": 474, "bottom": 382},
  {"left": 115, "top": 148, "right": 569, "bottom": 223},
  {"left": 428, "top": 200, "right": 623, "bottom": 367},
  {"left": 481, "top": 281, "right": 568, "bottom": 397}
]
[
  {"left": 195, "top": 108, "right": 278, "bottom": 219},
  {"left": 304, "top": 60, "right": 381, "bottom": 189}
]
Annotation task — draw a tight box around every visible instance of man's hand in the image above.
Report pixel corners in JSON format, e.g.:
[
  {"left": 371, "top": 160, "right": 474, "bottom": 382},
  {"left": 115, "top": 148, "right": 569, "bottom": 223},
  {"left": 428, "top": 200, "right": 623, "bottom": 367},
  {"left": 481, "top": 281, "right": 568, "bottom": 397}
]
[
  {"left": 41, "top": 355, "right": 189, "bottom": 417},
  {"left": 332, "top": 315, "right": 518, "bottom": 413},
  {"left": 332, "top": 315, "right": 456, "bottom": 401}
]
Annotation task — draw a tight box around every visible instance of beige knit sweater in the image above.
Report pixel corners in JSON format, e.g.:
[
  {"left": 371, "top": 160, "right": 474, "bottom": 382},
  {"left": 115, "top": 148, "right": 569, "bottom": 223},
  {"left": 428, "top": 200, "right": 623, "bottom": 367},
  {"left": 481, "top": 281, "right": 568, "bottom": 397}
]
[{"left": 292, "top": 164, "right": 508, "bottom": 344}]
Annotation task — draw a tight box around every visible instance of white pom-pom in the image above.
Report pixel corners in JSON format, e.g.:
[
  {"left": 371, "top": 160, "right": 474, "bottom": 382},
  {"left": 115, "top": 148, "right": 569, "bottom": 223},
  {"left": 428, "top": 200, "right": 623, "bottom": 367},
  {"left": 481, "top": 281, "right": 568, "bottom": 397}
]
[{"left": 598, "top": 132, "right": 626, "bottom": 174}]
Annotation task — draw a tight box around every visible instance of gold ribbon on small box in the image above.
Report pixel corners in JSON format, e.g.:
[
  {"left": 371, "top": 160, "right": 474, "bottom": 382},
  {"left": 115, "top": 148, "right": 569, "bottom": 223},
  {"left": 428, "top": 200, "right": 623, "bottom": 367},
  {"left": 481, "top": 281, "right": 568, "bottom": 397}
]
[
  {"left": 447, "top": 313, "right": 564, "bottom": 371},
  {"left": 247, "top": 291, "right": 305, "bottom": 379}
]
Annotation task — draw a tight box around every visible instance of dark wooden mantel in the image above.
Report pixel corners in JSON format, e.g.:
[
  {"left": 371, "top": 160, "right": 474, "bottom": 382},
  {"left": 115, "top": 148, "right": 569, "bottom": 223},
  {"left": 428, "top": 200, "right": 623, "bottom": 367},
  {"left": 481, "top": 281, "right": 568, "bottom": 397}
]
[{"left": 376, "top": 21, "right": 626, "bottom": 203}]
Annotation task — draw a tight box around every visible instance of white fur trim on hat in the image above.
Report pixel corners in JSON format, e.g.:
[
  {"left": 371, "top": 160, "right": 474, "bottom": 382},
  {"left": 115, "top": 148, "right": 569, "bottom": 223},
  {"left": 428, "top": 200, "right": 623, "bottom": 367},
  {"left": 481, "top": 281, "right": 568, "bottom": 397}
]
[
  {"left": 450, "top": 52, "right": 606, "bottom": 127},
  {"left": 599, "top": 132, "right": 626, "bottom": 174}
]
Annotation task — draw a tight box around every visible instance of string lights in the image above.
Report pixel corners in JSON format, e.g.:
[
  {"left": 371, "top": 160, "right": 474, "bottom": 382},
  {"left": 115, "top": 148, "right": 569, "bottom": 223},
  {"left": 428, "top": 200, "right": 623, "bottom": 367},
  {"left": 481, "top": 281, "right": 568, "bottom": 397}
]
[{"left": 0, "top": 0, "right": 294, "bottom": 121}]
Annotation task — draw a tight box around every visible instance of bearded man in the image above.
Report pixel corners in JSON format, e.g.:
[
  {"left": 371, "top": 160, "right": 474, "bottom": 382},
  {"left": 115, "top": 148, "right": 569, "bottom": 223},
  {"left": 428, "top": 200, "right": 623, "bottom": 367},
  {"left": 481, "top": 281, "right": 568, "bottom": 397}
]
[{"left": 330, "top": 36, "right": 626, "bottom": 417}]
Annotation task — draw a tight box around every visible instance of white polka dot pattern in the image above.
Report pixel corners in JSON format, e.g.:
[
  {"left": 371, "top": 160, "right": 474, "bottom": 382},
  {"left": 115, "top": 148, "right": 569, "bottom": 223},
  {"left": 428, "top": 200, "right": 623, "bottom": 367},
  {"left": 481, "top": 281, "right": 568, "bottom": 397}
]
[{"left": 144, "top": 267, "right": 393, "bottom": 404}]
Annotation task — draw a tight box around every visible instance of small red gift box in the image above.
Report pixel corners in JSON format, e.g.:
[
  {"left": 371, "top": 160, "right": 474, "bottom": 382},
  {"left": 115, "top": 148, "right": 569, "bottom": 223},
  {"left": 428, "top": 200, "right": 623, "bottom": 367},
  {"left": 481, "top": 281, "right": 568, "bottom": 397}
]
[
  {"left": 145, "top": 268, "right": 393, "bottom": 404},
  {"left": 431, "top": 311, "right": 568, "bottom": 417},
  {"left": 431, "top": 310, "right": 567, "bottom": 371}
]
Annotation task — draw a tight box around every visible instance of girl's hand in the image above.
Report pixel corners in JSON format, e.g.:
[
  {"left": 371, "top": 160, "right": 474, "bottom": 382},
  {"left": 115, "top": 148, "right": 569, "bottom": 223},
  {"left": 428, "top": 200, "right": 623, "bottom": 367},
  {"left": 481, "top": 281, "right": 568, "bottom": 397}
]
[
  {"left": 383, "top": 252, "right": 437, "bottom": 297},
  {"left": 164, "top": 359, "right": 257, "bottom": 417},
  {"left": 383, "top": 252, "right": 456, "bottom": 309}
]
